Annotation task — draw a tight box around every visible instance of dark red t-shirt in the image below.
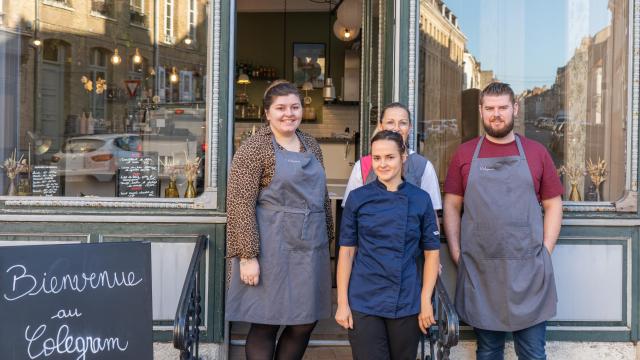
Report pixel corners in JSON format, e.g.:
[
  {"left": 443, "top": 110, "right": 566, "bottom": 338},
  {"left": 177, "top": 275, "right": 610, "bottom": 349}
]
[{"left": 444, "top": 134, "right": 564, "bottom": 201}]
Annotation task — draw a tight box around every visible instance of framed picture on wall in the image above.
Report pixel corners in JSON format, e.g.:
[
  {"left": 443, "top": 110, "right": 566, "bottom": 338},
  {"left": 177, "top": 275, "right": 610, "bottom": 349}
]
[{"left": 292, "top": 43, "right": 326, "bottom": 88}]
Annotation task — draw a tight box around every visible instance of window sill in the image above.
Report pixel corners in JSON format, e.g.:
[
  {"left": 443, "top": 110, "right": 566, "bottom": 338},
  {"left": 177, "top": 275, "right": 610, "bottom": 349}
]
[
  {"left": 1, "top": 188, "right": 217, "bottom": 210},
  {"left": 130, "top": 22, "right": 149, "bottom": 30},
  {"left": 89, "top": 11, "right": 116, "bottom": 22},
  {"left": 562, "top": 201, "right": 616, "bottom": 212},
  {"left": 562, "top": 191, "right": 637, "bottom": 213},
  {"left": 0, "top": 213, "right": 226, "bottom": 223},
  {"left": 42, "top": 0, "right": 74, "bottom": 12}
]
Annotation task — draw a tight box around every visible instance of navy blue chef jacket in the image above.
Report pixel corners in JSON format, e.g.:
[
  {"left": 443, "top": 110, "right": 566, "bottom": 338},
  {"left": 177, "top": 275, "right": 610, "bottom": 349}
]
[{"left": 340, "top": 179, "right": 441, "bottom": 318}]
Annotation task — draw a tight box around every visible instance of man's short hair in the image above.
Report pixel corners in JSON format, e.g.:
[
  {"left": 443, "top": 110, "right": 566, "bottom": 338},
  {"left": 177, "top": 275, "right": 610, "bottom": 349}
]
[{"left": 479, "top": 82, "right": 515, "bottom": 105}]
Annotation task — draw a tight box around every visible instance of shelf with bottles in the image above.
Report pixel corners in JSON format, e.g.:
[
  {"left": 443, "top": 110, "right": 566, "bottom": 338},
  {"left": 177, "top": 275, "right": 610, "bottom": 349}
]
[{"left": 235, "top": 62, "right": 279, "bottom": 81}]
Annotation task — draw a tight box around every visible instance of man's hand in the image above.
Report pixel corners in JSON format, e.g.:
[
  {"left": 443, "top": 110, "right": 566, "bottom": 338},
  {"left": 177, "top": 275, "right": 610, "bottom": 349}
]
[
  {"left": 443, "top": 193, "right": 464, "bottom": 266},
  {"left": 335, "top": 303, "right": 353, "bottom": 330},
  {"left": 450, "top": 250, "right": 460, "bottom": 266},
  {"left": 542, "top": 195, "right": 563, "bottom": 254},
  {"left": 239, "top": 257, "right": 260, "bottom": 286}
]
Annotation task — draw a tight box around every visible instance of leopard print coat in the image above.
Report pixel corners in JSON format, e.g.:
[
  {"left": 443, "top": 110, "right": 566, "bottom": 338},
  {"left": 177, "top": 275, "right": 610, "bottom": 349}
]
[{"left": 226, "top": 125, "right": 334, "bottom": 259}]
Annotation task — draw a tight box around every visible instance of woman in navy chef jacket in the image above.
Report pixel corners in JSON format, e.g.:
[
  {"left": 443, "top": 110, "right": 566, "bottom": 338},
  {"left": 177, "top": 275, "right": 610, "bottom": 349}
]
[{"left": 335, "top": 130, "right": 441, "bottom": 360}]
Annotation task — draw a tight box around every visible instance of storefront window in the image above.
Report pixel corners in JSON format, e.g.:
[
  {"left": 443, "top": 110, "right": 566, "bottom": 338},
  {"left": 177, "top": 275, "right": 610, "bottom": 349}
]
[
  {"left": 0, "top": 0, "right": 208, "bottom": 199},
  {"left": 418, "top": 0, "right": 629, "bottom": 204}
]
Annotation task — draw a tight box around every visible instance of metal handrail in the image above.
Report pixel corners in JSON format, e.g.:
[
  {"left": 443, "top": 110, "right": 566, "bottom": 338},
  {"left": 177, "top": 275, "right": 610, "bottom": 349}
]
[
  {"left": 173, "top": 235, "right": 208, "bottom": 360},
  {"left": 423, "top": 276, "right": 460, "bottom": 360}
]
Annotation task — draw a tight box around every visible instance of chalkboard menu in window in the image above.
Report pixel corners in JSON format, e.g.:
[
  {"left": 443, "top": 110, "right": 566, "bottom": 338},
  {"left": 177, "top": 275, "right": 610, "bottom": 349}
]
[
  {"left": 117, "top": 153, "right": 159, "bottom": 197},
  {"left": 0, "top": 241, "right": 153, "bottom": 359},
  {"left": 31, "top": 165, "right": 61, "bottom": 196}
]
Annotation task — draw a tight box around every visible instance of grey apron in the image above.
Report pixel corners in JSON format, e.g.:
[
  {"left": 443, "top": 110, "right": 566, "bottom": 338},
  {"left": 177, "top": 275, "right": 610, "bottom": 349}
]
[
  {"left": 226, "top": 135, "right": 332, "bottom": 325},
  {"left": 365, "top": 152, "right": 428, "bottom": 186},
  {"left": 454, "top": 136, "right": 557, "bottom": 331}
]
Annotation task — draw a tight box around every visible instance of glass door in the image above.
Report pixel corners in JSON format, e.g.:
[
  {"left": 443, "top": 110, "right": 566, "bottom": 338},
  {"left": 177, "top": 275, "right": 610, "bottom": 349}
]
[{"left": 359, "top": 0, "right": 394, "bottom": 156}]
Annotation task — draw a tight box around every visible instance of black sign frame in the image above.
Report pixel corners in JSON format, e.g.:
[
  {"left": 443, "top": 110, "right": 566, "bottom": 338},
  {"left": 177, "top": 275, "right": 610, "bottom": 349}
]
[
  {"left": 116, "top": 152, "right": 160, "bottom": 198},
  {"left": 31, "top": 165, "right": 61, "bottom": 197},
  {"left": 0, "top": 241, "right": 153, "bottom": 359}
]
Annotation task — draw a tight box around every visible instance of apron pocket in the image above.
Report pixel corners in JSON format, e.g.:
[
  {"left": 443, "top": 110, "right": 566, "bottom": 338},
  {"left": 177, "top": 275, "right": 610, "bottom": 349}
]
[
  {"left": 475, "top": 225, "right": 537, "bottom": 259},
  {"left": 283, "top": 211, "right": 328, "bottom": 251},
  {"left": 280, "top": 211, "right": 305, "bottom": 250}
]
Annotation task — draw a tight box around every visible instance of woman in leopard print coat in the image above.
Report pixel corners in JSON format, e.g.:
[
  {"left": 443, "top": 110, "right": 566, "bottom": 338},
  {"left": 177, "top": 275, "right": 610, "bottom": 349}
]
[{"left": 225, "top": 81, "right": 333, "bottom": 360}]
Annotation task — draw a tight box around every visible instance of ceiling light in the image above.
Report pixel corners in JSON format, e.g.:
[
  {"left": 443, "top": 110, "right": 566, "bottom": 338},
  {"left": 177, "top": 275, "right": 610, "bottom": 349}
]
[
  {"left": 333, "top": 20, "right": 360, "bottom": 42},
  {"left": 237, "top": 73, "right": 251, "bottom": 85}
]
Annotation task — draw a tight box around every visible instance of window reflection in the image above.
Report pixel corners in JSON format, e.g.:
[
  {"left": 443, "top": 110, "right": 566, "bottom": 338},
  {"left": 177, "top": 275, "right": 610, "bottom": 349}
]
[
  {"left": 418, "top": 0, "right": 628, "bottom": 203},
  {"left": 0, "top": 0, "right": 208, "bottom": 199}
]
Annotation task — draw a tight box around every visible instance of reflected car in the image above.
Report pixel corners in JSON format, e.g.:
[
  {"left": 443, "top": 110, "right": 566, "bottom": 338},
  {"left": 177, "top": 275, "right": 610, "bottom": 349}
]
[
  {"left": 50, "top": 134, "right": 143, "bottom": 182},
  {"left": 550, "top": 122, "right": 565, "bottom": 156},
  {"left": 51, "top": 133, "right": 200, "bottom": 182},
  {"left": 534, "top": 117, "right": 552, "bottom": 128}
]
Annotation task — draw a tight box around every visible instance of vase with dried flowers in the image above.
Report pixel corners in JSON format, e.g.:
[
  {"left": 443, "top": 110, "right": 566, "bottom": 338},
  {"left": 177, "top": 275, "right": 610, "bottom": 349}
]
[
  {"left": 586, "top": 157, "right": 608, "bottom": 202},
  {"left": 1, "top": 149, "right": 28, "bottom": 196},
  {"left": 182, "top": 153, "right": 201, "bottom": 198},
  {"left": 160, "top": 155, "right": 180, "bottom": 198},
  {"left": 559, "top": 164, "right": 585, "bottom": 201},
  {"left": 80, "top": 76, "right": 107, "bottom": 134}
]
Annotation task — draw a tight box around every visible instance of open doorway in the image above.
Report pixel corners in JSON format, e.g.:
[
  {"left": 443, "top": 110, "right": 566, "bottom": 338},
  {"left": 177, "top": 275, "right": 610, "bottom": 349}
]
[{"left": 228, "top": 0, "right": 391, "bottom": 356}]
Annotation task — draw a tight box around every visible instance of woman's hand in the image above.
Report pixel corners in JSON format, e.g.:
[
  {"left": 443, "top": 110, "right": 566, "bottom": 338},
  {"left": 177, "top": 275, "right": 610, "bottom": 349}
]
[
  {"left": 239, "top": 257, "right": 260, "bottom": 286},
  {"left": 418, "top": 298, "right": 436, "bottom": 334},
  {"left": 335, "top": 303, "right": 353, "bottom": 330}
]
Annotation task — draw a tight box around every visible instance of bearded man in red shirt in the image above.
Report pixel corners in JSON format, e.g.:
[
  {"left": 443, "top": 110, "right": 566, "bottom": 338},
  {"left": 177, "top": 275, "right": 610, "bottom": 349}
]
[{"left": 444, "top": 82, "right": 563, "bottom": 360}]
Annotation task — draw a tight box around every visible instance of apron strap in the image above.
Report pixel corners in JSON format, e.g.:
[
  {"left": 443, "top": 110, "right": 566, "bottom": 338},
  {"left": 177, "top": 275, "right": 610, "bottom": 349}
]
[
  {"left": 270, "top": 132, "right": 308, "bottom": 153},
  {"left": 472, "top": 136, "right": 485, "bottom": 160},
  {"left": 514, "top": 135, "right": 527, "bottom": 161},
  {"left": 473, "top": 135, "right": 526, "bottom": 161}
]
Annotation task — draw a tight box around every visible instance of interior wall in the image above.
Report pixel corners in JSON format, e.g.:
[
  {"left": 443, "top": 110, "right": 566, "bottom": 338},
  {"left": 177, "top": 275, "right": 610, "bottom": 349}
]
[{"left": 235, "top": 12, "right": 348, "bottom": 120}]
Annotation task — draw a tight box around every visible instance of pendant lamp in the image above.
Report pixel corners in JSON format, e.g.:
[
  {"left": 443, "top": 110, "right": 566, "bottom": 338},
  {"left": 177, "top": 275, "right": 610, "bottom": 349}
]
[
  {"left": 336, "top": 0, "right": 362, "bottom": 30},
  {"left": 323, "top": 0, "right": 335, "bottom": 102},
  {"left": 333, "top": 19, "right": 361, "bottom": 42}
]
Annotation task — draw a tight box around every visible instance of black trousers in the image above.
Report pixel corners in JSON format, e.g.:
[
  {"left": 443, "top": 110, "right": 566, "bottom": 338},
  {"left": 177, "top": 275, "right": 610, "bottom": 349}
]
[{"left": 348, "top": 310, "right": 421, "bottom": 360}]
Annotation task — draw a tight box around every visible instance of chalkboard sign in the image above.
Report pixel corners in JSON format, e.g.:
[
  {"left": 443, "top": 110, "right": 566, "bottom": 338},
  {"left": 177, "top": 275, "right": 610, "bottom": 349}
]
[
  {"left": 0, "top": 241, "right": 153, "bottom": 359},
  {"left": 31, "top": 165, "right": 61, "bottom": 196},
  {"left": 117, "top": 153, "right": 159, "bottom": 197}
]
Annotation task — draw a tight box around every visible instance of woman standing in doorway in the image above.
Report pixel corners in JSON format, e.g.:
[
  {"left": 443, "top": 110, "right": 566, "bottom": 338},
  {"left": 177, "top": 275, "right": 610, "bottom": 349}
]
[
  {"left": 335, "top": 130, "right": 440, "bottom": 360},
  {"left": 342, "top": 102, "right": 442, "bottom": 217},
  {"left": 226, "top": 80, "right": 333, "bottom": 360}
]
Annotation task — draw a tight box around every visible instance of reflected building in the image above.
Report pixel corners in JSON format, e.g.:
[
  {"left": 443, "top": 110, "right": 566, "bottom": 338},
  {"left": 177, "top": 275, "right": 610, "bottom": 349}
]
[
  {"left": 0, "top": 0, "right": 208, "bottom": 197},
  {"left": 479, "top": 70, "right": 495, "bottom": 89},
  {"left": 418, "top": 0, "right": 466, "bottom": 183},
  {"left": 521, "top": 86, "right": 553, "bottom": 121},
  {"left": 560, "top": 20, "right": 626, "bottom": 201},
  {"left": 461, "top": 52, "right": 499, "bottom": 142},
  {"left": 519, "top": 0, "right": 628, "bottom": 201},
  {"left": 2, "top": 0, "right": 207, "bottom": 155},
  {"left": 463, "top": 52, "right": 481, "bottom": 90}
]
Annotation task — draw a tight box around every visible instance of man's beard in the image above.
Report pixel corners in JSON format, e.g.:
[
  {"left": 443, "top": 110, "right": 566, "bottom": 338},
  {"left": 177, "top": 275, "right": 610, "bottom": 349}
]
[{"left": 483, "top": 116, "right": 514, "bottom": 138}]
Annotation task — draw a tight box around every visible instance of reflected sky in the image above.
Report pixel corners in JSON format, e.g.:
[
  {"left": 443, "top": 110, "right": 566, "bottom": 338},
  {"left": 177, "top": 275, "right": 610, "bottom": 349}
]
[{"left": 444, "top": 0, "right": 611, "bottom": 92}]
